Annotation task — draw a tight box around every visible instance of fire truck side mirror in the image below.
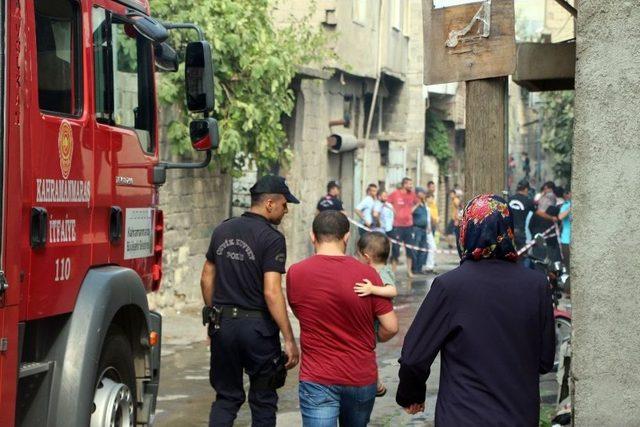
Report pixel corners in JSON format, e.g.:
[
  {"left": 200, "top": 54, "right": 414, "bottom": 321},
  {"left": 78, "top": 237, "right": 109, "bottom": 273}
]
[
  {"left": 125, "top": 11, "right": 168, "bottom": 43},
  {"left": 190, "top": 118, "right": 219, "bottom": 151},
  {"left": 155, "top": 42, "right": 179, "bottom": 72},
  {"left": 185, "top": 41, "right": 214, "bottom": 113}
]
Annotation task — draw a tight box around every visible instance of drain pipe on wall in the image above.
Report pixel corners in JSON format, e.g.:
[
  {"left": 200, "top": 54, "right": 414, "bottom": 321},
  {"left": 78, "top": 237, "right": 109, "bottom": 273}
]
[
  {"left": 417, "top": 146, "right": 422, "bottom": 187},
  {"left": 363, "top": 0, "right": 385, "bottom": 194}
]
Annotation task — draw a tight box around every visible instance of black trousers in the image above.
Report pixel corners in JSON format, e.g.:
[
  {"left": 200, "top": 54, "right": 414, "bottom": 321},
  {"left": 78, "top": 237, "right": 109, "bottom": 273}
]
[
  {"left": 390, "top": 226, "right": 414, "bottom": 261},
  {"left": 208, "top": 317, "right": 281, "bottom": 427}
]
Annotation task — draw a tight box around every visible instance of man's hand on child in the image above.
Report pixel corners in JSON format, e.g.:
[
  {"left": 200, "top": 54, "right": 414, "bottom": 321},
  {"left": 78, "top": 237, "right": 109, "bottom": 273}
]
[{"left": 354, "top": 279, "right": 374, "bottom": 296}]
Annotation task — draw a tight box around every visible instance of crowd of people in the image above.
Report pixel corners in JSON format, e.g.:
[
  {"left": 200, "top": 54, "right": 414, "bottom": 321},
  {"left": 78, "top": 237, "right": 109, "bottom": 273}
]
[
  {"left": 346, "top": 177, "right": 442, "bottom": 278},
  {"left": 200, "top": 174, "right": 560, "bottom": 427},
  {"left": 508, "top": 178, "right": 573, "bottom": 270},
  {"left": 316, "top": 175, "right": 574, "bottom": 274}
]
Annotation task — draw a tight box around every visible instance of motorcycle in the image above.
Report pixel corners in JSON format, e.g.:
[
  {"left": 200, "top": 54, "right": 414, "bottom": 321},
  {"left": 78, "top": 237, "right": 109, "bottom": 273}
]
[
  {"left": 529, "top": 234, "right": 572, "bottom": 370},
  {"left": 527, "top": 233, "right": 573, "bottom": 426},
  {"left": 528, "top": 232, "right": 572, "bottom": 427}
]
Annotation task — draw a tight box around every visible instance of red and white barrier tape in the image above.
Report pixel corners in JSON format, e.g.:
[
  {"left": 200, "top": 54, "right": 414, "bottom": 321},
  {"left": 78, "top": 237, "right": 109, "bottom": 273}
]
[
  {"left": 346, "top": 217, "right": 459, "bottom": 254},
  {"left": 347, "top": 217, "right": 557, "bottom": 257},
  {"left": 516, "top": 225, "right": 557, "bottom": 256}
]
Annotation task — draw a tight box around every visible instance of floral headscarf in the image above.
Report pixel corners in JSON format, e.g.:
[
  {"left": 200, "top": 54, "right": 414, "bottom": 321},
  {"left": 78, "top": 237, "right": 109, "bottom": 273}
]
[{"left": 457, "top": 194, "right": 518, "bottom": 263}]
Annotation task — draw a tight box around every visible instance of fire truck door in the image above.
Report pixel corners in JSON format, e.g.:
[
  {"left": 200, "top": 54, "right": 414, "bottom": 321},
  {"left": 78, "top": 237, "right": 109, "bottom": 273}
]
[
  {"left": 26, "top": 0, "right": 93, "bottom": 319},
  {"left": 92, "top": 1, "right": 157, "bottom": 288}
]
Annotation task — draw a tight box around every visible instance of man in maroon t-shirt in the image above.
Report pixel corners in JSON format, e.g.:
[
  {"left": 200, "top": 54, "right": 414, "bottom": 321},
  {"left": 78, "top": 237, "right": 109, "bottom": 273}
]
[
  {"left": 287, "top": 211, "right": 398, "bottom": 426},
  {"left": 387, "top": 177, "right": 419, "bottom": 277}
]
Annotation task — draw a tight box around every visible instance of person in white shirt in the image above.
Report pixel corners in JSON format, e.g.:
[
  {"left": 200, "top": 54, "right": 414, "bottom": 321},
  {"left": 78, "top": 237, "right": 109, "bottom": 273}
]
[
  {"left": 355, "top": 183, "right": 378, "bottom": 228},
  {"left": 372, "top": 190, "right": 395, "bottom": 234}
]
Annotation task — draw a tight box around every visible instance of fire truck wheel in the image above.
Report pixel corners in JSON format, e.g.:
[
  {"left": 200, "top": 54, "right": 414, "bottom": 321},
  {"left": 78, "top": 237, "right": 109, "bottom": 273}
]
[{"left": 91, "top": 326, "right": 137, "bottom": 427}]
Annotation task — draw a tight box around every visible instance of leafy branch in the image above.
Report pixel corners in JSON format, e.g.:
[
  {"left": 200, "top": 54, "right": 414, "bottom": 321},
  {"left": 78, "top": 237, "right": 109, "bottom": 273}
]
[
  {"left": 425, "top": 110, "right": 453, "bottom": 169},
  {"left": 539, "top": 91, "right": 574, "bottom": 183},
  {"left": 153, "top": 0, "right": 331, "bottom": 175}
]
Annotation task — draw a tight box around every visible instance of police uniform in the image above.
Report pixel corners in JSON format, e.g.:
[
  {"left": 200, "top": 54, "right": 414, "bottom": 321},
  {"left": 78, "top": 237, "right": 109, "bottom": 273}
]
[
  {"left": 206, "top": 177, "right": 297, "bottom": 426},
  {"left": 316, "top": 194, "right": 344, "bottom": 212},
  {"left": 316, "top": 180, "right": 343, "bottom": 212}
]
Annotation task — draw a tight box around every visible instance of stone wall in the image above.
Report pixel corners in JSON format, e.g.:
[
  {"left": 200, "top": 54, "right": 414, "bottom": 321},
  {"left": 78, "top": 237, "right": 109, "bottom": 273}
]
[
  {"left": 280, "top": 76, "right": 358, "bottom": 264},
  {"left": 148, "top": 112, "right": 232, "bottom": 311},
  {"left": 572, "top": 1, "right": 640, "bottom": 424},
  {"left": 280, "top": 78, "right": 327, "bottom": 264}
]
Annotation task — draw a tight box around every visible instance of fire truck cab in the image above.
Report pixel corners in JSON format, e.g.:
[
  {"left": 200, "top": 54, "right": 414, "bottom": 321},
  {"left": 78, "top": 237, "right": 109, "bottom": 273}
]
[{"left": 0, "top": 0, "right": 217, "bottom": 425}]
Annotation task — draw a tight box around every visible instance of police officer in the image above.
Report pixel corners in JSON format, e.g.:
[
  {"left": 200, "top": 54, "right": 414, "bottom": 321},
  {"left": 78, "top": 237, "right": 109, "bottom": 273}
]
[
  {"left": 316, "top": 180, "right": 345, "bottom": 214},
  {"left": 508, "top": 179, "right": 535, "bottom": 252},
  {"left": 200, "top": 175, "right": 300, "bottom": 426}
]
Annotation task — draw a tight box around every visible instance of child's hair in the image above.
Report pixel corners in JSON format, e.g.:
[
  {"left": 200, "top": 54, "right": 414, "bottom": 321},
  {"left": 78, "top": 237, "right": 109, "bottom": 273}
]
[{"left": 357, "top": 232, "right": 390, "bottom": 264}]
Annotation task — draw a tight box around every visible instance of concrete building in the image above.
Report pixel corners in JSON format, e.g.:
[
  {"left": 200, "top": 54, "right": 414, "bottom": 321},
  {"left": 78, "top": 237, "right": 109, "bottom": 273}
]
[
  {"left": 572, "top": 1, "right": 640, "bottom": 423},
  {"left": 271, "top": 0, "right": 433, "bottom": 263},
  {"left": 514, "top": 0, "right": 574, "bottom": 42}
]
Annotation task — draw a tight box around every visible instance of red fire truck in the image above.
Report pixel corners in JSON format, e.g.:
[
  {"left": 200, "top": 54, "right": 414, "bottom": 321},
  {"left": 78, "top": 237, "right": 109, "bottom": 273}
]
[{"left": 0, "top": 0, "right": 218, "bottom": 425}]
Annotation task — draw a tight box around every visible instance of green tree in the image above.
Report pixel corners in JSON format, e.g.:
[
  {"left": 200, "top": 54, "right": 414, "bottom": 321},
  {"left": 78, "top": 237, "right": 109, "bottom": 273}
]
[
  {"left": 539, "top": 91, "right": 574, "bottom": 183},
  {"left": 153, "top": 0, "right": 329, "bottom": 174},
  {"left": 425, "top": 110, "right": 453, "bottom": 169}
]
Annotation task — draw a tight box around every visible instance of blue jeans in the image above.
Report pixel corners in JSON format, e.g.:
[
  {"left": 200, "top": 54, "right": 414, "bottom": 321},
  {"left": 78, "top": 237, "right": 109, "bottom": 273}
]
[
  {"left": 412, "top": 226, "right": 427, "bottom": 273},
  {"left": 299, "top": 381, "right": 376, "bottom": 427}
]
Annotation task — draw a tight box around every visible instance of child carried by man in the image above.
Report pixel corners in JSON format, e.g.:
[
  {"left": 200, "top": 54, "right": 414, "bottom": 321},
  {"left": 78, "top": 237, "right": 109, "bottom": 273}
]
[{"left": 354, "top": 232, "right": 398, "bottom": 397}]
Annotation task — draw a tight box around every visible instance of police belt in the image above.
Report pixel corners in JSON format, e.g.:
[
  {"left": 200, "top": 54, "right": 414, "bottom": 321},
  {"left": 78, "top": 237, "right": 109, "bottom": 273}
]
[{"left": 216, "top": 306, "right": 271, "bottom": 320}]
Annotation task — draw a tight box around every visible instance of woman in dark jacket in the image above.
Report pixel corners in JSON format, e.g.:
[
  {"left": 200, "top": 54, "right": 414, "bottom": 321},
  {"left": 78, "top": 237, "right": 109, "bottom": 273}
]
[{"left": 396, "top": 194, "right": 556, "bottom": 426}]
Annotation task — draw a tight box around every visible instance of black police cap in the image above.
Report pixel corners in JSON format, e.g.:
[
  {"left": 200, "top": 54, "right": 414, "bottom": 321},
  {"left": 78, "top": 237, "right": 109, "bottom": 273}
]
[{"left": 250, "top": 175, "right": 300, "bottom": 204}]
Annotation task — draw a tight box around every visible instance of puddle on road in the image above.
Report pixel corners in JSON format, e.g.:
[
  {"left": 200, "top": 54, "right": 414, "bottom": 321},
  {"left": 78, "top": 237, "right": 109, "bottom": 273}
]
[{"left": 157, "top": 394, "right": 189, "bottom": 401}]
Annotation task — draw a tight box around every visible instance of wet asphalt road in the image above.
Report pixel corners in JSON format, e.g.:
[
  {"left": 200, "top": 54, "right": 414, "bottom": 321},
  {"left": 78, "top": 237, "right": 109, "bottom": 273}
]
[{"left": 154, "top": 254, "right": 558, "bottom": 426}]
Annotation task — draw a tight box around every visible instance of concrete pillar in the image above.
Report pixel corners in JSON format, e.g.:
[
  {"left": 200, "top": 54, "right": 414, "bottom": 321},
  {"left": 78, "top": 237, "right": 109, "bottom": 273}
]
[{"left": 572, "top": 2, "right": 640, "bottom": 424}]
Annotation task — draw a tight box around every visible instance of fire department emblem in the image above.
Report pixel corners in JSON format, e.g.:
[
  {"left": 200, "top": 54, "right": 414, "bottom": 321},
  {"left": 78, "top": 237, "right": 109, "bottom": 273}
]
[{"left": 58, "top": 120, "right": 73, "bottom": 179}]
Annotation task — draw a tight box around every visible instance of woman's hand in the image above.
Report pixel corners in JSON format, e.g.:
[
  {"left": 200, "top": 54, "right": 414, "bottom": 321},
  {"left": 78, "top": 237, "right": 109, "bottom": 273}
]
[
  {"left": 404, "top": 402, "right": 426, "bottom": 415},
  {"left": 354, "top": 279, "right": 374, "bottom": 296}
]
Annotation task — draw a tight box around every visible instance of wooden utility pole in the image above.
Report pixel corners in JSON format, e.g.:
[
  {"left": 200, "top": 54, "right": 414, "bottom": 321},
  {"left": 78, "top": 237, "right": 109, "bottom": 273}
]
[
  {"left": 464, "top": 77, "right": 508, "bottom": 197},
  {"left": 422, "top": 0, "right": 515, "bottom": 200}
]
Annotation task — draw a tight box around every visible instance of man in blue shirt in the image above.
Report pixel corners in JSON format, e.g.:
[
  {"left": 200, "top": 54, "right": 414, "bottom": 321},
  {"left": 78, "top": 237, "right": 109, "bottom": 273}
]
[
  {"left": 372, "top": 190, "right": 395, "bottom": 234},
  {"left": 355, "top": 183, "right": 378, "bottom": 228},
  {"left": 558, "top": 189, "right": 572, "bottom": 269}
]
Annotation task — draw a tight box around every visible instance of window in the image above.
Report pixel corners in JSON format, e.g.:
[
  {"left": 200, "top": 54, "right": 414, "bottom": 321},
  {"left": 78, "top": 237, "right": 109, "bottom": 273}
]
[
  {"left": 353, "top": 0, "right": 367, "bottom": 24},
  {"left": 93, "top": 8, "right": 111, "bottom": 123},
  {"left": 379, "top": 140, "right": 389, "bottom": 166},
  {"left": 93, "top": 7, "right": 156, "bottom": 153},
  {"left": 35, "top": 0, "right": 82, "bottom": 115}
]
